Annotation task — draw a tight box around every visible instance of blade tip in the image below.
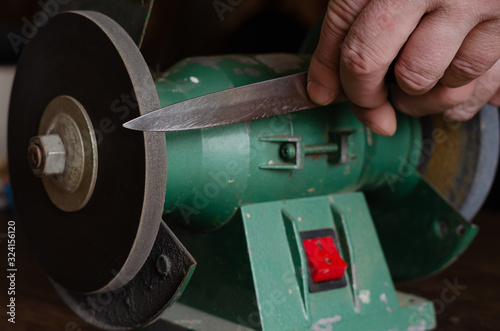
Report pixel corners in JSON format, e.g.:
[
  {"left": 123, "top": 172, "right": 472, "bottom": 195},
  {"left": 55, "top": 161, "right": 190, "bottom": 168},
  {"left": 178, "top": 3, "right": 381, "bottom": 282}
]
[{"left": 123, "top": 120, "right": 140, "bottom": 131}]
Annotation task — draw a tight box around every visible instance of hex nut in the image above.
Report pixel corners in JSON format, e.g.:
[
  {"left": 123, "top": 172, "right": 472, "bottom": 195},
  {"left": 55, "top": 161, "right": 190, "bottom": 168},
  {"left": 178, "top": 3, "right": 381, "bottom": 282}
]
[{"left": 28, "top": 134, "right": 66, "bottom": 177}]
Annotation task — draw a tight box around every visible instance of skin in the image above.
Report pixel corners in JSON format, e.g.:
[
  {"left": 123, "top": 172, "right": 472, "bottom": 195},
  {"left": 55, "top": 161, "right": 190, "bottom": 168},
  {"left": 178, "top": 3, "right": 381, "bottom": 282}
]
[{"left": 307, "top": 0, "right": 500, "bottom": 136}]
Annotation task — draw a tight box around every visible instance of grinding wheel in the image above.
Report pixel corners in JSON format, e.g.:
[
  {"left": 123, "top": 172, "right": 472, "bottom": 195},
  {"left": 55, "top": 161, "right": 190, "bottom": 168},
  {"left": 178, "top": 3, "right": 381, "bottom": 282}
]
[
  {"left": 419, "top": 105, "right": 500, "bottom": 221},
  {"left": 8, "top": 11, "right": 167, "bottom": 294}
]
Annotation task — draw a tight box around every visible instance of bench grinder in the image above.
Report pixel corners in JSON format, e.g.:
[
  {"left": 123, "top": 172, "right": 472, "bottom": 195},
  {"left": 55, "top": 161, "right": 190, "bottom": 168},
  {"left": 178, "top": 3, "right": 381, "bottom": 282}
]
[{"left": 8, "top": 10, "right": 499, "bottom": 331}]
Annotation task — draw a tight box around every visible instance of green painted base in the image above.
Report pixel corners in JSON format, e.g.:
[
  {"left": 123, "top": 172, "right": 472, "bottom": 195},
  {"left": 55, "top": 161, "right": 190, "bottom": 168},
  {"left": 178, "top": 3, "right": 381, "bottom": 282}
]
[
  {"left": 155, "top": 293, "right": 433, "bottom": 331},
  {"left": 161, "top": 193, "right": 436, "bottom": 330}
]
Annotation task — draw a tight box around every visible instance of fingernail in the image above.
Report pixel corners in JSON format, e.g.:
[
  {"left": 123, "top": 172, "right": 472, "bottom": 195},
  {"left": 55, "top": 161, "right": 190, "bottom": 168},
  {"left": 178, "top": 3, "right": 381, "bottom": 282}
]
[
  {"left": 307, "top": 81, "right": 334, "bottom": 105},
  {"left": 368, "top": 121, "right": 392, "bottom": 137}
]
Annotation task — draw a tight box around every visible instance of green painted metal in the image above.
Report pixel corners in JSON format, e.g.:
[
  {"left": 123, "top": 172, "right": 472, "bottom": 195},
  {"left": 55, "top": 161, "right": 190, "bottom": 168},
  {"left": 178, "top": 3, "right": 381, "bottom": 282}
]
[
  {"left": 366, "top": 175, "right": 478, "bottom": 281},
  {"left": 156, "top": 54, "right": 476, "bottom": 280},
  {"left": 157, "top": 55, "right": 420, "bottom": 231},
  {"left": 165, "top": 194, "right": 436, "bottom": 330},
  {"left": 152, "top": 53, "right": 478, "bottom": 330}
]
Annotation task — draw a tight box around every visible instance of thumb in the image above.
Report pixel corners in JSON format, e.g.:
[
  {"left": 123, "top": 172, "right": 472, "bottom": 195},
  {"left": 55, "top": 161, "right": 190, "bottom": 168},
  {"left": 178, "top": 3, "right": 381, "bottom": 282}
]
[{"left": 307, "top": 0, "right": 368, "bottom": 105}]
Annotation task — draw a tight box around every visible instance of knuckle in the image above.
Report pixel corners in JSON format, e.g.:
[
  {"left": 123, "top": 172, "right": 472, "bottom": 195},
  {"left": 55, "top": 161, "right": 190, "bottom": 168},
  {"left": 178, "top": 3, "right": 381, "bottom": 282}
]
[
  {"left": 325, "top": 0, "right": 364, "bottom": 33},
  {"left": 446, "top": 106, "right": 478, "bottom": 121},
  {"left": 395, "top": 59, "right": 438, "bottom": 94},
  {"left": 341, "top": 43, "right": 382, "bottom": 77},
  {"left": 449, "top": 56, "right": 490, "bottom": 83},
  {"left": 314, "top": 0, "right": 370, "bottom": 74}
]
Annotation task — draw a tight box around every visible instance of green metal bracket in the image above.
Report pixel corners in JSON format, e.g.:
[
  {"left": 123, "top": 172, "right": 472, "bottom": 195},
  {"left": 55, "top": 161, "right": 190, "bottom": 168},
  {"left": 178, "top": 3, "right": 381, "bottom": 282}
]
[
  {"left": 367, "top": 177, "right": 478, "bottom": 281},
  {"left": 162, "top": 193, "right": 436, "bottom": 330},
  {"left": 328, "top": 130, "right": 354, "bottom": 164},
  {"left": 259, "top": 135, "right": 304, "bottom": 170},
  {"left": 258, "top": 135, "right": 346, "bottom": 171}
]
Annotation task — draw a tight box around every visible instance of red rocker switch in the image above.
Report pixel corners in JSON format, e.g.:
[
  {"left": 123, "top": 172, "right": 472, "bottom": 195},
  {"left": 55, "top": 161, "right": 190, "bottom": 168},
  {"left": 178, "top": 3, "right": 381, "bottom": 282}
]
[{"left": 302, "top": 236, "right": 347, "bottom": 283}]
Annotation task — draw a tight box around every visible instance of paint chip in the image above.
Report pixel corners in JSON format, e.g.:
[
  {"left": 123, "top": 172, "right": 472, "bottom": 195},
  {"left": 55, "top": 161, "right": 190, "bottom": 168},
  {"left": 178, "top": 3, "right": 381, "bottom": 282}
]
[
  {"left": 245, "top": 213, "right": 251, "bottom": 219},
  {"left": 297, "top": 217, "right": 302, "bottom": 222},
  {"left": 359, "top": 290, "right": 371, "bottom": 304},
  {"left": 245, "top": 67, "right": 260, "bottom": 76},
  {"left": 311, "top": 316, "right": 342, "bottom": 331},
  {"left": 189, "top": 76, "right": 200, "bottom": 83}
]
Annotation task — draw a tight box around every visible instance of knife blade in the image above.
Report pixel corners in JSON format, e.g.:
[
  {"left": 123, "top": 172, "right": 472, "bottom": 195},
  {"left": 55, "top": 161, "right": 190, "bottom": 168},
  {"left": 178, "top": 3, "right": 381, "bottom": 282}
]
[{"left": 123, "top": 71, "right": 321, "bottom": 132}]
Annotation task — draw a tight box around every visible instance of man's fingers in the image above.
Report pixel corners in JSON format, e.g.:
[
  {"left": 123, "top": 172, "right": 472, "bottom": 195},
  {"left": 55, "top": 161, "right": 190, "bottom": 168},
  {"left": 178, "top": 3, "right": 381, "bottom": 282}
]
[
  {"left": 392, "top": 61, "right": 500, "bottom": 121},
  {"left": 440, "top": 19, "right": 500, "bottom": 88},
  {"left": 350, "top": 101, "right": 397, "bottom": 136},
  {"left": 391, "top": 83, "right": 476, "bottom": 117},
  {"left": 490, "top": 88, "right": 500, "bottom": 106},
  {"left": 395, "top": 7, "right": 476, "bottom": 95},
  {"left": 310, "top": 0, "right": 500, "bottom": 132},
  {"left": 339, "top": 0, "right": 424, "bottom": 109},
  {"left": 307, "top": 0, "right": 369, "bottom": 105},
  {"left": 445, "top": 61, "right": 500, "bottom": 121}
]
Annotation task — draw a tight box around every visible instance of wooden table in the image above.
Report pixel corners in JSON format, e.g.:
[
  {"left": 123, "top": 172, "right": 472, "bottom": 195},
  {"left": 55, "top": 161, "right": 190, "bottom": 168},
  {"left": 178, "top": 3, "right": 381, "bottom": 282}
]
[{"left": 1, "top": 209, "right": 499, "bottom": 331}]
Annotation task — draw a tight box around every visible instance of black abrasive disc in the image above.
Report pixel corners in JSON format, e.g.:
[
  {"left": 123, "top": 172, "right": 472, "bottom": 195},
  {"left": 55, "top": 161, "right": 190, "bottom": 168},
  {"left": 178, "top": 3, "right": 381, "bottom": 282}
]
[{"left": 8, "top": 11, "right": 166, "bottom": 294}]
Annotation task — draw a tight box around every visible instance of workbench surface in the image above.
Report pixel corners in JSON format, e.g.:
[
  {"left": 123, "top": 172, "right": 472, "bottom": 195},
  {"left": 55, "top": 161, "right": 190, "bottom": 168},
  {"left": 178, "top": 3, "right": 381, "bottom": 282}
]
[{"left": 0, "top": 209, "right": 499, "bottom": 331}]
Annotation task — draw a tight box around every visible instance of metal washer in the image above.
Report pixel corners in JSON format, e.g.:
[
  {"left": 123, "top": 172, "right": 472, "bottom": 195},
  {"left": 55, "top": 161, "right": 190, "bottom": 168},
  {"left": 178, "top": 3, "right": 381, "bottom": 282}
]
[{"left": 39, "top": 95, "right": 98, "bottom": 212}]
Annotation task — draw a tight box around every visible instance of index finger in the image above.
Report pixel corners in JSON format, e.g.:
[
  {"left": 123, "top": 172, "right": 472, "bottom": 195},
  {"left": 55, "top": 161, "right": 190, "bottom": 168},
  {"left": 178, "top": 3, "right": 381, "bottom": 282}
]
[
  {"left": 339, "top": 0, "right": 426, "bottom": 108},
  {"left": 307, "top": 0, "right": 369, "bottom": 105}
]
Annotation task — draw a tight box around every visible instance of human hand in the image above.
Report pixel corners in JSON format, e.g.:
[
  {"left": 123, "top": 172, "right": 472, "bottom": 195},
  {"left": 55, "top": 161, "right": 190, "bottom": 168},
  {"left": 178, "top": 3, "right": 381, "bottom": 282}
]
[{"left": 307, "top": 0, "right": 500, "bottom": 136}]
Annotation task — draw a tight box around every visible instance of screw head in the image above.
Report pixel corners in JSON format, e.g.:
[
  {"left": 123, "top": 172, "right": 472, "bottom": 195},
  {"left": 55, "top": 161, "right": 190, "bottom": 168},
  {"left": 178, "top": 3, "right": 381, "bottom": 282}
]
[{"left": 280, "top": 142, "right": 296, "bottom": 161}]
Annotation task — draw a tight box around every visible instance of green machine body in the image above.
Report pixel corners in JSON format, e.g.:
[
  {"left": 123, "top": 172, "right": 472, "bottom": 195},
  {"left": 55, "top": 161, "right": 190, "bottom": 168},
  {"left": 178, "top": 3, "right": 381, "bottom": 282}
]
[{"left": 153, "top": 54, "right": 482, "bottom": 330}]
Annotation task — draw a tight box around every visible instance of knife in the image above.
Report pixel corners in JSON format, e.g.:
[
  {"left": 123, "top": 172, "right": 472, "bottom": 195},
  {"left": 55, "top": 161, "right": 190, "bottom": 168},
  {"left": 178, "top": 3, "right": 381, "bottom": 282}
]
[{"left": 123, "top": 71, "right": 322, "bottom": 132}]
